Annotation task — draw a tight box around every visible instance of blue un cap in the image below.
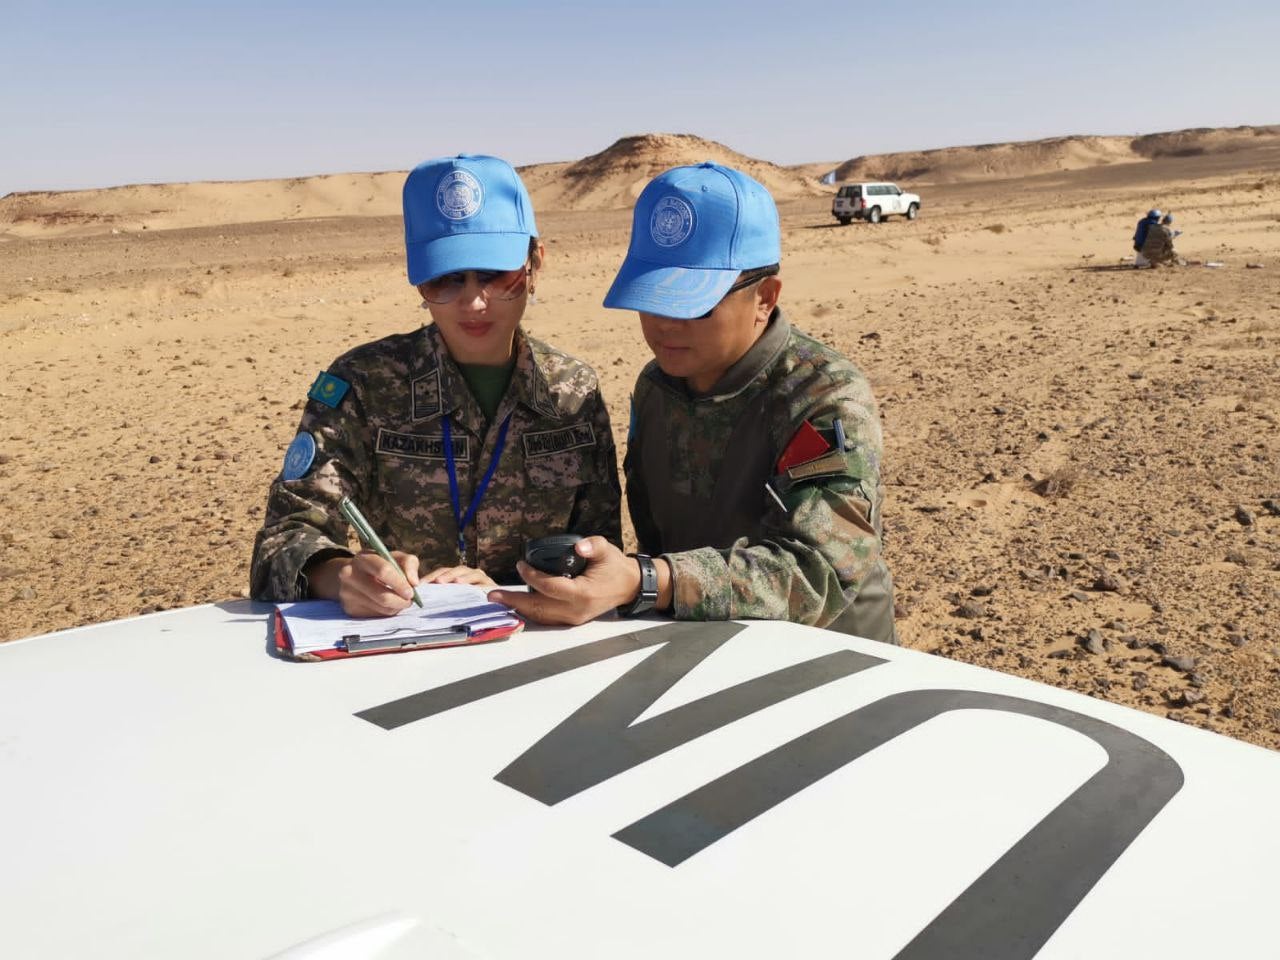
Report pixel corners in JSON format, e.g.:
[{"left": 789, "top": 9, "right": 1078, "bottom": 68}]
[
  {"left": 603, "top": 162, "right": 781, "bottom": 319},
  {"left": 403, "top": 155, "right": 538, "bottom": 286}
]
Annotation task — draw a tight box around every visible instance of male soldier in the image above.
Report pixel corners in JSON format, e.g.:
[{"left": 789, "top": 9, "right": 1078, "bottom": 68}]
[
  {"left": 1133, "top": 208, "right": 1161, "bottom": 268},
  {"left": 1140, "top": 210, "right": 1181, "bottom": 267},
  {"left": 492, "top": 162, "right": 897, "bottom": 643}
]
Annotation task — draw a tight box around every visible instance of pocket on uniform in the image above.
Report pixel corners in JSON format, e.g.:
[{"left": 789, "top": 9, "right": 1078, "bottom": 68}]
[
  {"left": 525, "top": 449, "right": 598, "bottom": 488},
  {"left": 375, "top": 456, "right": 454, "bottom": 498}
]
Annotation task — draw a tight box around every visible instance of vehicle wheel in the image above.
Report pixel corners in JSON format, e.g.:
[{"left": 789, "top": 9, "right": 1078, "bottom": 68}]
[
  {"left": 868, "top": 207, "right": 881, "bottom": 224},
  {"left": 838, "top": 216, "right": 851, "bottom": 225},
  {"left": 906, "top": 203, "right": 919, "bottom": 220}
]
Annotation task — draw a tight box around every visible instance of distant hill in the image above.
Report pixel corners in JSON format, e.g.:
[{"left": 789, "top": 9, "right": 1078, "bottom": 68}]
[
  {"left": 825, "top": 125, "right": 1280, "bottom": 185},
  {"left": 0, "top": 171, "right": 406, "bottom": 239},
  {"left": 3, "top": 124, "right": 1277, "bottom": 238},
  {"left": 523, "top": 133, "right": 824, "bottom": 211}
]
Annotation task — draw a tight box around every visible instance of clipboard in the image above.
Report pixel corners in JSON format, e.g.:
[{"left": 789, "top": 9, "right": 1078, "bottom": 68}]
[{"left": 272, "top": 609, "right": 522, "bottom": 662}]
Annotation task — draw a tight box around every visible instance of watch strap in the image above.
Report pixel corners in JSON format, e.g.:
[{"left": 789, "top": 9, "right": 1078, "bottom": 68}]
[{"left": 617, "top": 553, "right": 658, "bottom": 617}]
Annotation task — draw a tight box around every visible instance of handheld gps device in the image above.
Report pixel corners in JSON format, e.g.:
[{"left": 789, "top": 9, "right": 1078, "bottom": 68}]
[{"left": 524, "top": 534, "right": 586, "bottom": 578}]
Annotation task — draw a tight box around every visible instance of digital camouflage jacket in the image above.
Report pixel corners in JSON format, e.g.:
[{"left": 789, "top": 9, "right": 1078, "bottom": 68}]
[{"left": 251, "top": 324, "right": 621, "bottom": 600}]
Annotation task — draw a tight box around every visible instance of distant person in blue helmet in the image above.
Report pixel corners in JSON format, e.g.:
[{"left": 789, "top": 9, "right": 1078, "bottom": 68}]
[
  {"left": 1133, "top": 208, "right": 1162, "bottom": 268},
  {"left": 251, "top": 155, "right": 621, "bottom": 616},
  {"left": 493, "top": 163, "right": 897, "bottom": 643},
  {"left": 1140, "top": 210, "right": 1182, "bottom": 267}
]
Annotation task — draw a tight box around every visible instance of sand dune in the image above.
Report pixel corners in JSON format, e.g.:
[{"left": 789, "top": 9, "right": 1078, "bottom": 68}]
[
  {"left": 2, "top": 124, "right": 1277, "bottom": 242},
  {"left": 1131, "top": 124, "right": 1280, "bottom": 158},
  {"left": 829, "top": 124, "right": 1280, "bottom": 185},
  {"left": 525, "top": 133, "right": 824, "bottom": 211},
  {"left": 831, "top": 135, "right": 1142, "bottom": 184},
  {"left": 0, "top": 171, "right": 407, "bottom": 239},
  {"left": 0, "top": 133, "right": 817, "bottom": 239}
]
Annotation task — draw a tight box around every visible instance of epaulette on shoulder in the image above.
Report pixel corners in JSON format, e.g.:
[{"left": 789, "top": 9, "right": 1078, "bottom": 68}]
[
  {"left": 527, "top": 334, "right": 599, "bottom": 395},
  {"left": 332, "top": 329, "right": 417, "bottom": 369}
]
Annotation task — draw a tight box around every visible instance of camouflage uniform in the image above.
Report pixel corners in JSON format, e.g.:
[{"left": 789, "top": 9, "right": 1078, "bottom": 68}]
[
  {"left": 625, "top": 309, "right": 896, "bottom": 643},
  {"left": 1140, "top": 223, "right": 1178, "bottom": 265},
  {"left": 251, "top": 323, "right": 621, "bottom": 600}
]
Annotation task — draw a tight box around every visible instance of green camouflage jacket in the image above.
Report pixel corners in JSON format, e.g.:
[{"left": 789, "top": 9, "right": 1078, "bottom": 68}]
[
  {"left": 624, "top": 309, "right": 896, "bottom": 642},
  {"left": 1140, "top": 223, "right": 1177, "bottom": 264},
  {"left": 251, "top": 324, "right": 621, "bottom": 600}
]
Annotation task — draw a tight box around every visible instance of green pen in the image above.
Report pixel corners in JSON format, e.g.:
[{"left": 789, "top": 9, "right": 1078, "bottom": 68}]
[{"left": 338, "top": 496, "right": 424, "bottom": 608}]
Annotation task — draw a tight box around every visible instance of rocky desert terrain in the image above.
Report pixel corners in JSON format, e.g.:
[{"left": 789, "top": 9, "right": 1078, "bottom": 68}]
[{"left": 2, "top": 127, "right": 1277, "bottom": 748}]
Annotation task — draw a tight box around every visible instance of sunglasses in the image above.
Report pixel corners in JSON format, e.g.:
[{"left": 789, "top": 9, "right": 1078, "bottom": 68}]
[
  {"left": 420, "top": 263, "right": 531, "bottom": 305},
  {"left": 694, "top": 264, "right": 780, "bottom": 319}
]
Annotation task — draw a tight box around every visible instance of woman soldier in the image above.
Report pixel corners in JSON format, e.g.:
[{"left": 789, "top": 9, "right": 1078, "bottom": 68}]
[{"left": 250, "top": 155, "right": 621, "bottom": 616}]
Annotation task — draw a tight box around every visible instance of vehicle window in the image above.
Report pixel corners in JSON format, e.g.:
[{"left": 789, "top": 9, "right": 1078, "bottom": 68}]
[
  {"left": 872, "top": 185, "right": 885, "bottom": 196},
  {"left": 892, "top": 186, "right": 902, "bottom": 195}
]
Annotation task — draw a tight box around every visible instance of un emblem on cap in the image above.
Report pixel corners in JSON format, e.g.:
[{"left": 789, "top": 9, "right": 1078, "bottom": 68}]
[
  {"left": 649, "top": 195, "right": 695, "bottom": 247},
  {"left": 435, "top": 170, "right": 484, "bottom": 221}
]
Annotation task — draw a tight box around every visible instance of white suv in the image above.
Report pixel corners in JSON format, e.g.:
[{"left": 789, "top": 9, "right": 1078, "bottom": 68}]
[{"left": 832, "top": 182, "right": 921, "bottom": 224}]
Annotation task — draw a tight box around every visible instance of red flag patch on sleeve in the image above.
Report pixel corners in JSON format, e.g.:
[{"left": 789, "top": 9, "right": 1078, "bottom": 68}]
[{"left": 776, "top": 420, "right": 831, "bottom": 472}]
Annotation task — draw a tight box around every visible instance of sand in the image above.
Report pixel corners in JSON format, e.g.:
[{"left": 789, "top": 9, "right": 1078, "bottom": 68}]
[
  {"left": 829, "top": 124, "right": 1280, "bottom": 185},
  {"left": 1, "top": 129, "right": 1277, "bottom": 750}
]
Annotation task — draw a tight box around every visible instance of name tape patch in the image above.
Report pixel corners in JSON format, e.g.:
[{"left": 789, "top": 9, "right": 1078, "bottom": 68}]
[
  {"left": 522, "top": 422, "right": 596, "bottom": 459},
  {"left": 785, "top": 450, "right": 848, "bottom": 482},
  {"left": 376, "top": 428, "right": 469, "bottom": 462}
]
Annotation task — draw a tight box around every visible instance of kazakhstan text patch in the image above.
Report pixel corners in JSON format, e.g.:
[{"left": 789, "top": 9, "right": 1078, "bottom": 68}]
[
  {"left": 522, "top": 422, "right": 596, "bottom": 459},
  {"left": 376, "top": 428, "right": 469, "bottom": 461},
  {"left": 281, "top": 432, "right": 316, "bottom": 481},
  {"left": 308, "top": 371, "right": 350, "bottom": 409}
]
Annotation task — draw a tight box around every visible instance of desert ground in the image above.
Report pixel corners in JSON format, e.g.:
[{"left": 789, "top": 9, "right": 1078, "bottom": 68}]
[{"left": 2, "top": 129, "right": 1277, "bottom": 749}]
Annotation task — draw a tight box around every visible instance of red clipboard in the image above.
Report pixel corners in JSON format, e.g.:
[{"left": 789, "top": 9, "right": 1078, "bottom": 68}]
[{"left": 273, "top": 608, "right": 523, "bottom": 662}]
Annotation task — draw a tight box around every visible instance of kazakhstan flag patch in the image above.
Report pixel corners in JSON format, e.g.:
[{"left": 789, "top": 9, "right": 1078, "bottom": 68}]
[{"left": 308, "top": 371, "right": 350, "bottom": 409}]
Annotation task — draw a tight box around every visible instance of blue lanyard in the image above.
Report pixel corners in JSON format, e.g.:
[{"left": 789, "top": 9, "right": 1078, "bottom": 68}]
[{"left": 442, "top": 413, "right": 512, "bottom": 563}]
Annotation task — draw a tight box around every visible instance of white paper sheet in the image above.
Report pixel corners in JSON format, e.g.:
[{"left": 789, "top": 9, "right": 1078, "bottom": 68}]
[{"left": 276, "top": 583, "right": 519, "bottom": 654}]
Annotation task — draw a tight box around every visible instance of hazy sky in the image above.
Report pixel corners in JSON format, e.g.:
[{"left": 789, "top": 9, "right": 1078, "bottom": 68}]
[{"left": 4, "top": 0, "right": 1277, "bottom": 194}]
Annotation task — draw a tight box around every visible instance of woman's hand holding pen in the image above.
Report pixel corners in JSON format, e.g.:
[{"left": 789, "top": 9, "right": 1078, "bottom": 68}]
[{"left": 306, "top": 550, "right": 422, "bottom": 617}]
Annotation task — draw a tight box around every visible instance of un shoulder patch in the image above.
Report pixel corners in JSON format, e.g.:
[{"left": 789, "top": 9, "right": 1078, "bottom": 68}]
[
  {"left": 308, "top": 371, "right": 350, "bottom": 409},
  {"left": 281, "top": 432, "right": 316, "bottom": 481}
]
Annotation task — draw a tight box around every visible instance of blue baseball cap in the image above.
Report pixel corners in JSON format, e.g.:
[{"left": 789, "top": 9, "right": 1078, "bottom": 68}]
[
  {"left": 403, "top": 155, "right": 538, "bottom": 285},
  {"left": 603, "top": 162, "right": 781, "bottom": 319}
]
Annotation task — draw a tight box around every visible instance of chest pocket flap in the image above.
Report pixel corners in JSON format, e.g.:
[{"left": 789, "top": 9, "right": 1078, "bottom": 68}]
[{"left": 523, "top": 421, "right": 599, "bottom": 488}]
